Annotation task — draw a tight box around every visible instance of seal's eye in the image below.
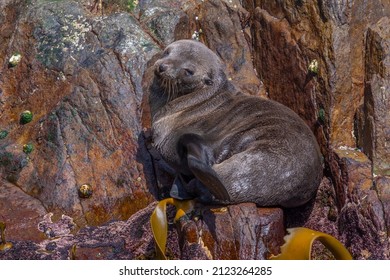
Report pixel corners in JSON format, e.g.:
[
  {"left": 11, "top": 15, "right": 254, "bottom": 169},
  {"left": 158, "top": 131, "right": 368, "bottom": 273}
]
[
  {"left": 184, "top": 68, "right": 194, "bottom": 76},
  {"left": 162, "top": 49, "right": 170, "bottom": 57}
]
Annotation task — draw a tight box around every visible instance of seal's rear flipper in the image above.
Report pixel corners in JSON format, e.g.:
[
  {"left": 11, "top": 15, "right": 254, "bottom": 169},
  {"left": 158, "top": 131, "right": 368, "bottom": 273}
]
[
  {"left": 170, "top": 174, "right": 195, "bottom": 200},
  {"left": 177, "top": 133, "right": 230, "bottom": 201}
]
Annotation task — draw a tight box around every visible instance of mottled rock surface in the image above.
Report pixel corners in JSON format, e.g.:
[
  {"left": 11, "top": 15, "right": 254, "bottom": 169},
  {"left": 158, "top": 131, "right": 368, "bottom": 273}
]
[
  {"left": 0, "top": 181, "right": 47, "bottom": 242},
  {"left": 0, "top": 0, "right": 158, "bottom": 229},
  {"left": 1, "top": 0, "right": 389, "bottom": 259},
  {"left": 0, "top": 203, "right": 157, "bottom": 260},
  {"left": 243, "top": 0, "right": 390, "bottom": 259},
  {"left": 359, "top": 17, "right": 390, "bottom": 176},
  {"left": 177, "top": 204, "right": 284, "bottom": 260}
]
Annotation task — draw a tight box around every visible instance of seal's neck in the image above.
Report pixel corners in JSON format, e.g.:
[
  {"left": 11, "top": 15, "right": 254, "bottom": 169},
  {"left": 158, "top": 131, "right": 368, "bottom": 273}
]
[
  {"left": 149, "top": 74, "right": 238, "bottom": 123},
  {"left": 149, "top": 77, "right": 170, "bottom": 120},
  {"left": 164, "top": 79, "right": 232, "bottom": 112}
]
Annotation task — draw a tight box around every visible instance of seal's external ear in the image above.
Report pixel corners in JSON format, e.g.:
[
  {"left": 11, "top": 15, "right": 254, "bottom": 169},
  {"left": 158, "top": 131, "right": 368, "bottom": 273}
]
[
  {"left": 204, "top": 71, "right": 214, "bottom": 86},
  {"left": 204, "top": 77, "right": 214, "bottom": 86},
  {"left": 218, "top": 68, "right": 227, "bottom": 83}
]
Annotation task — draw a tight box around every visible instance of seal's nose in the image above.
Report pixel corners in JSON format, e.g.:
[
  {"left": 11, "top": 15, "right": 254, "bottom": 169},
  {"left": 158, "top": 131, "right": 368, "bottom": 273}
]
[{"left": 158, "top": 63, "right": 168, "bottom": 73}]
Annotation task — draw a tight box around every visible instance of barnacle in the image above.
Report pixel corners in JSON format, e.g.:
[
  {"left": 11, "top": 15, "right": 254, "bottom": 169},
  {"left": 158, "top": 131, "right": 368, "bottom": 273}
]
[
  {"left": 127, "top": 0, "right": 139, "bottom": 12},
  {"left": 0, "top": 130, "right": 8, "bottom": 139},
  {"left": 191, "top": 29, "right": 203, "bottom": 41},
  {"left": 308, "top": 59, "right": 319, "bottom": 75},
  {"left": 20, "top": 110, "right": 33, "bottom": 124},
  {"left": 23, "top": 143, "right": 34, "bottom": 154},
  {"left": 78, "top": 184, "right": 93, "bottom": 198},
  {"left": 8, "top": 53, "right": 22, "bottom": 67},
  {"left": 318, "top": 108, "right": 326, "bottom": 123}
]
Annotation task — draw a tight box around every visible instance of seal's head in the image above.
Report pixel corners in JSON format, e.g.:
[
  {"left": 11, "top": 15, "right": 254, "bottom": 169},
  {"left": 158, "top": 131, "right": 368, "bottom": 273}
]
[{"left": 154, "top": 40, "right": 226, "bottom": 101}]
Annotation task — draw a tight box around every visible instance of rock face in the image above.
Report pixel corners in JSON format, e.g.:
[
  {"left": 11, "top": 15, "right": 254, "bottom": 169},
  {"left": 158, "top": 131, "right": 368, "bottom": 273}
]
[
  {"left": 359, "top": 17, "right": 390, "bottom": 177},
  {"left": 0, "top": 0, "right": 158, "bottom": 229},
  {"left": 0, "top": 203, "right": 157, "bottom": 260},
  {"left": 243, "top": 0, "right": 390, "bottom": 259},
  {"left": 1, "top": 0, "right": 389, "bottom": 259},
  {"left": 177, "top": 205, "right": 284, "bottom": 260}
]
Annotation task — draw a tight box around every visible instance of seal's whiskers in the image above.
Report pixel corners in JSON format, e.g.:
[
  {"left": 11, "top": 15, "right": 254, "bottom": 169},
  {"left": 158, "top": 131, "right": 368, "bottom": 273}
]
[{"left": 160, "top": 77, "right": 179, "bottom": 102}]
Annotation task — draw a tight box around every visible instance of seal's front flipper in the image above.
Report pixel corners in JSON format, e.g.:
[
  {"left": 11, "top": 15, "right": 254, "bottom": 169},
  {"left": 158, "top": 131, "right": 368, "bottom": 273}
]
[{"left": 177, "top": 133, "right": 230, "bottom": 202}]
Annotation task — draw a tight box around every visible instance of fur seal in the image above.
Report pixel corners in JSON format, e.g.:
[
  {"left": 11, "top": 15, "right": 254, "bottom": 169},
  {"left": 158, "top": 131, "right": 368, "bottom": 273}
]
[{"left": 148, "top": 39, "right": 322, "bottom": 208}]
